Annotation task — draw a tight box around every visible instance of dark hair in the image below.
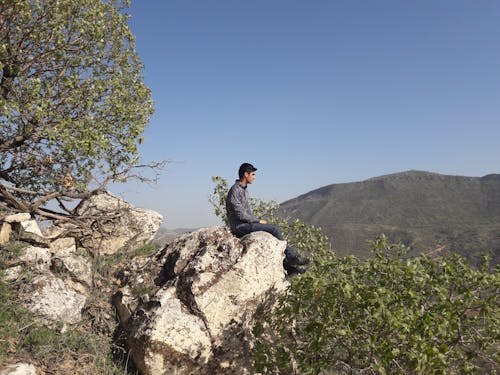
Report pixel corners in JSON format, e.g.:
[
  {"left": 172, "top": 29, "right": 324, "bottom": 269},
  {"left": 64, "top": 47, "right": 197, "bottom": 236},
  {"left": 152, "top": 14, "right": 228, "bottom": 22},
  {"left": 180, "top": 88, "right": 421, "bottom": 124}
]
[{"left": 238, "top": 163, "right": 257, "bottom": 179}]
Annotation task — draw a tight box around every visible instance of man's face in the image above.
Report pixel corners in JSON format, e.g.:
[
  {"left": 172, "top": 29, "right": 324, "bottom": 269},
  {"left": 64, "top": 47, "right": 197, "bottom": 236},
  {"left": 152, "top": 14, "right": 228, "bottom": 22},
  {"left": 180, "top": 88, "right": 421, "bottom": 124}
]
[{"left": 245, "top": 171, "right": 256, "bottom": 184}]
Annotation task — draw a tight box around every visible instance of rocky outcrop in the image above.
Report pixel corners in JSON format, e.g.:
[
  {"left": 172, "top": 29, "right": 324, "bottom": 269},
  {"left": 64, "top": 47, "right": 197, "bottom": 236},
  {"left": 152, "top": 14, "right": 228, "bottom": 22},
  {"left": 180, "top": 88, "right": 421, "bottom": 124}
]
[
  {"left": 75, "top": 191, "right": 163, "bottom": 255},
  {"left": 114, "top": 227, "right": 288, "bottom": 375},
  {"left": 1, "top": 193, "right": 162, "bottom": 329}
]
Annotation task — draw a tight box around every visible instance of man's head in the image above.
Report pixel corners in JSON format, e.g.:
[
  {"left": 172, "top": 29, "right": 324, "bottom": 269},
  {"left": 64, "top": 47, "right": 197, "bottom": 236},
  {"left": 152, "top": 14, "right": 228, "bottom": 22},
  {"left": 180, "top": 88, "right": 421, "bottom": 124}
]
[{"left": 238, "top": 163, "right": 257, "bottom": 184}]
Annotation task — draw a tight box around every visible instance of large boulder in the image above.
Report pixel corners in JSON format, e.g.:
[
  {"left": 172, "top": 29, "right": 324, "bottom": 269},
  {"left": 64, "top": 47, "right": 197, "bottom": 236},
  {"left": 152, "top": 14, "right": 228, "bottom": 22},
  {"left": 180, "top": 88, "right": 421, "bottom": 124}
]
[
  {"left": 21, "top": 273, "right": 86, "bottom": 326},
  {"left": 114, "top": 227, "right": 288, "bottom": 375},
  {"left": 1, "top": 235, "right": 89, "bottom": 326},
  {"left": 75, "top": 191, "right": 163, "bottom": 255}
]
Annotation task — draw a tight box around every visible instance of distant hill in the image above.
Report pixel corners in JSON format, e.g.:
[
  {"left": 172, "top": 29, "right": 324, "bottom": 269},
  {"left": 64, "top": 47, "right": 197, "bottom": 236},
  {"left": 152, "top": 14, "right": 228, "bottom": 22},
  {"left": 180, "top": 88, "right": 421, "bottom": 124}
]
[
  {"left": 278, "top": 171, "right": 500, "bottom": 265},
  {"left": 151, "top": 227, "right": 198, "bottom": 248}
]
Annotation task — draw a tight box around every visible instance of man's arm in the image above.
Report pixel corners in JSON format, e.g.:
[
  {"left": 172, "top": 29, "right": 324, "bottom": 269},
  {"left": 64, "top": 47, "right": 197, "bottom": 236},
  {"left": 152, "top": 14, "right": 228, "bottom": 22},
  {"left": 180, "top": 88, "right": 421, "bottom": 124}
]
[{"left": 229, "top": 189, "right": 259, "bottom": 224}]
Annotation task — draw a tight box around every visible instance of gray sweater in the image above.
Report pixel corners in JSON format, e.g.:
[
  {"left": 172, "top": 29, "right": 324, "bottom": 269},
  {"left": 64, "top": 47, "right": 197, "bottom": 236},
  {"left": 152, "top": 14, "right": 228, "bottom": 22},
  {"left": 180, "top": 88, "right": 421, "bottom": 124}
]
[{"left": 226, "top": 180, "right": 259, "bottom": 234}]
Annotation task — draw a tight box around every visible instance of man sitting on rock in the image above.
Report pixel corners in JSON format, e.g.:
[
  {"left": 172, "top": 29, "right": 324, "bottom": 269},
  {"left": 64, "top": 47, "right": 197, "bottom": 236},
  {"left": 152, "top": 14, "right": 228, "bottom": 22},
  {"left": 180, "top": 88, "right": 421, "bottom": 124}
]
[{"left": 226, "top": 162, "right": 310, "bottom": 275}]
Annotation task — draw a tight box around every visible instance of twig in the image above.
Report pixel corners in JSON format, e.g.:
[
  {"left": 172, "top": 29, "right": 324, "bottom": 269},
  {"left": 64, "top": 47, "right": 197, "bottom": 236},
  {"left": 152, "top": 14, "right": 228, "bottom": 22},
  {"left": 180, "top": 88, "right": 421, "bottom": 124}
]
[{"left": 18, "top": 321, "right": 36, "bottom": 332}]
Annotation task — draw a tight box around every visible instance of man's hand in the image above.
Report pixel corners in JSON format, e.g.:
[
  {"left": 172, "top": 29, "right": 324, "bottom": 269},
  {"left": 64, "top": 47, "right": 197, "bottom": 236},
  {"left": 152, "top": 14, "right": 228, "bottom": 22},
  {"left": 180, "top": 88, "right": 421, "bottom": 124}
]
[{"left": 259, "top": 219, "right": 268, "bottom": 224}]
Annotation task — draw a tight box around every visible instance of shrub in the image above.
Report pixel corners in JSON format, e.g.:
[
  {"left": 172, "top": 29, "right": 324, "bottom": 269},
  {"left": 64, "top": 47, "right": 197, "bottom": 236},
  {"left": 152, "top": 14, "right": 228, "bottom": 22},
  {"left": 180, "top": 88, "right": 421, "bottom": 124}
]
[{"left": 254, "top": 235, "right": 499, "bottom": 374}]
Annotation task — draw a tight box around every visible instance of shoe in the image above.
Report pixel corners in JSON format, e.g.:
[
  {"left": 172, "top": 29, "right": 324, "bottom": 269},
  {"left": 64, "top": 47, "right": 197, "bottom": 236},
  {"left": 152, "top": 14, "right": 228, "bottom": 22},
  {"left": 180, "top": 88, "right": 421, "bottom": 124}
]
[
  {"left": 285, "top": 264, "right": 307, "bottom": 276},
  {"left": 287, "top": 254, "right": 310, "bottom": 267},
  {"left": 283, "top": 259, "right": 307, "bottom": 276}
]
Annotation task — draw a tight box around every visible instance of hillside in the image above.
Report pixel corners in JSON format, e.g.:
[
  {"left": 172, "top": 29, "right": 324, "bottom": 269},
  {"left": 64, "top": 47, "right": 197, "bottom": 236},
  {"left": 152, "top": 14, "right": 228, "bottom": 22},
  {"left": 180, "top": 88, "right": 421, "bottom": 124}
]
[
  {"left": 278, "top": 171, "right": 500, "bottom": 264},
  {"left": 151, "top": 226, "right": 196, "bottom": 247}
]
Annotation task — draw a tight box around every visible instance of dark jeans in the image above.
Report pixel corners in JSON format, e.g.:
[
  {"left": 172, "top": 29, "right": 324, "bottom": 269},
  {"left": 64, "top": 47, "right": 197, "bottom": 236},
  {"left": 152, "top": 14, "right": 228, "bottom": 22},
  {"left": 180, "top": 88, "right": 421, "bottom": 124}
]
[{"left": 234, "top": 222, "right": 298, "bottom": 261}]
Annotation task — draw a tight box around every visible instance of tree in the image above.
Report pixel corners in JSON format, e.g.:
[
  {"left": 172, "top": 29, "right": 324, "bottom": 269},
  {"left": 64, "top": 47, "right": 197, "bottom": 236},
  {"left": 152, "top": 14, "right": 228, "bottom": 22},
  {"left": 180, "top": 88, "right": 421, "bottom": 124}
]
[{"left": 0, "top": 0, "right": 158, "bottom": 220}]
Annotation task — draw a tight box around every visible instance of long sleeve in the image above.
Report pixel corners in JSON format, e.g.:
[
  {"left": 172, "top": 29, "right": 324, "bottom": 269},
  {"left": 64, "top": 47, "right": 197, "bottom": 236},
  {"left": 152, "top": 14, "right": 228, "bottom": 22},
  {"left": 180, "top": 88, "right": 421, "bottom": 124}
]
[
  {"left": 226, "top": 182, "right": 259, "bottom": 233},
  {"left": 230, "top": 189, "right": 258, "bottom": 223}
]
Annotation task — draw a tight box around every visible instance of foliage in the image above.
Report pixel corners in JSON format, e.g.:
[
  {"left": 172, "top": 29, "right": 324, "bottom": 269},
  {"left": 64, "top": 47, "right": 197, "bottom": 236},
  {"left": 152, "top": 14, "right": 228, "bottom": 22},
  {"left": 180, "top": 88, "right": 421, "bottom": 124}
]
[
  {"left": 98, "top": 242, "right": 158, "bottom": 270},
  {"left": 130, "top": 243, "right": 157, "bottom": 257},
  {"left": 209, "top": 176, "right": 230, "bottom": 225},
  {"left": 0, "top": 288, "right": 125, "bottom": 372},
  {"left": 131, "top": 283, "right": 151, "bottom": 297},
  {"left": 254, "top": 235, "right": 500, "bottom": 374},
  {"left": 0, "top": 239, "right": 28, "bottom": 260},
  {"left": 0, "top": 0, "right": 154, "bottom": 215}
]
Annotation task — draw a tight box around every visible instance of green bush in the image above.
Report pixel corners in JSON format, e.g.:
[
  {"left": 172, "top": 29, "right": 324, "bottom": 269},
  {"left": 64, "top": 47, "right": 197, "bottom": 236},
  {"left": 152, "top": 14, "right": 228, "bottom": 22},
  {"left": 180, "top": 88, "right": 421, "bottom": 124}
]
[{"left": 254, "top": 235, "right": 499, "bottom": 374}]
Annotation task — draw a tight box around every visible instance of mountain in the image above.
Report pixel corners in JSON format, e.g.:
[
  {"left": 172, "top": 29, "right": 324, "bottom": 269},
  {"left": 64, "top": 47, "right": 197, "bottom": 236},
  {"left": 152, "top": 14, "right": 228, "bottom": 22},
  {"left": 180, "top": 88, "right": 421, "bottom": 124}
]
[
  {"left": 278, "top": 171, "right": 500, "bottom": 265},
  {"left": 151, "top": 226, "right": 198, "bottom": 247}
]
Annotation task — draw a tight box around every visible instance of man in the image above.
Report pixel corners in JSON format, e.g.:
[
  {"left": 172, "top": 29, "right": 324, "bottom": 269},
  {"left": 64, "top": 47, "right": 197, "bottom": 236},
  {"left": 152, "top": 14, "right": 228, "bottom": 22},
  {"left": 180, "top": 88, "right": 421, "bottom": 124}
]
[{"left": 226, "top": 162, "right": 310, "bottom": 275}]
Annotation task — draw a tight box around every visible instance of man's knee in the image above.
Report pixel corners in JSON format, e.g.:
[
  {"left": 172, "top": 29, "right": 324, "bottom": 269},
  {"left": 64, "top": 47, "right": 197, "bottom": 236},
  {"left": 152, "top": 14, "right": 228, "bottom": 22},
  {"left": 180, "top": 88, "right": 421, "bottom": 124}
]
[
  {"left": 269, "top": 226, "right": 281, "bottom": 237},
  {"left": 262, "top": 224, "right": 283, "bottom": 240}
]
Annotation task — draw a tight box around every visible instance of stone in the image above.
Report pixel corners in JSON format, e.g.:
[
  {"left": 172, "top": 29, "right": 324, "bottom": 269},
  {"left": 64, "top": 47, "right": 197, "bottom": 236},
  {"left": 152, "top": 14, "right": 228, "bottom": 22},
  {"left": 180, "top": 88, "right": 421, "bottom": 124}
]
[
  {"left": 23, "top": 274, "right": 86, "bottom": 325},
  {"left": 64, "top": 279, "right": 89, "bottom": 296},
  {"left": 20, "top": 246, "right": 52, "bottom": 271},
  {"left": 131, "top": 286, "right": 213, "bottom": 373},
  {"left": 4, "top": 213, "right": 31, "bottom": 223},
  {"left": 75, "top": 191, "right": 163, "bottom": 255},
  {"left": 3, "top": 213, "right": 42, "bottom": 237},
  {"left": 0, "top": 363, "right": 37, "bottom": 375},
  {"left": 2, "top": 265, "right": 23, "bottom": 282},
  {"left": 42, "top": 225, "right": 65, "bottom": 239},
  {"left": 19, "top": 220, "right": 43, "bottom": 237},
  {"left": 2, "top": 247, "right": 51, "bottom": 282},
  {"left": 0, "top": 222, "right": 12, "bottom": 245},
  {"left": 49, "top": 237, "right": 76, "bottom": 256},
  {"left": 54, "top": 254, "right": 93, "bottom": 286},
  {"left": 116, "top": 227, "right": 288, "bottom": 374}
]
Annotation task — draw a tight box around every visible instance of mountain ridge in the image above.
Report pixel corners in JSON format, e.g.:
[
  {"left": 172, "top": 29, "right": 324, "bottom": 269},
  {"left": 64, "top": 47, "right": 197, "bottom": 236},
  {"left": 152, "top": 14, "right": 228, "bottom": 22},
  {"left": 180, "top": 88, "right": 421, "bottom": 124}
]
[{"left": 278, "top": 170, "right": 500, "bottom": 264}]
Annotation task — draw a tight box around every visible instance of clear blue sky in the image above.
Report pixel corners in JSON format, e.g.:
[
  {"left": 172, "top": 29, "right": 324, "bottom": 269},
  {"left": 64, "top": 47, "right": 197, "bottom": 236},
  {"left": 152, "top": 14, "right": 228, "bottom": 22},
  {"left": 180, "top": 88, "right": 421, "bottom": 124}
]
[{"left": 115, "top": 0, "right": 500, "bottom": 229}]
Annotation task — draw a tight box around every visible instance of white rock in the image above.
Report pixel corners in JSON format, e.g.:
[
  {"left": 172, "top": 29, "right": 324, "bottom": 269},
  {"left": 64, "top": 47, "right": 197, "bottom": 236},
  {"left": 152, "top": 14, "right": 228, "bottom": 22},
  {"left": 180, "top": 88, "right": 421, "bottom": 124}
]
[
  {"left": 20, "top": 246, "right": 51, "bottom": 271},
  {"left": 4, "top": 213, "right": 31, "bottom": 223},
  {"left": 121, "top": 227, "right": 288, "bottom": 374},
  {"left": 25, "top": 274, "right": 86, "bottom": 325},
  {"left": 0, "top": 222, "right": 12, "bottom": 245},
  {"left": 113, "top": 286, "right": 137, "bottom": 326},
  {"left": 0, "top": 363, "right": 37, "bottom": 375},
  {"left": 49, "top": 237, "right": 76, "bottom": 256},
  {"left": 194, "top": 232, "right": 287, "bottom": 341},
  {"left": 42, "top": 225, "right": 65, "bottom": 239},
  {"left": 57, "top": 254, "right": 93, "bottom": 286},
  {"left": 20, "top": 220, "right": 42, "bottom": 237},
  {"left": 148, "top": 287, "right": 212, "bottom": 360},
  {"left": 2, "top": 266, "right": 23, "bottom": 282},
  {"left": 76, "top": 191, "right": 163, "bottom": 255}
]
